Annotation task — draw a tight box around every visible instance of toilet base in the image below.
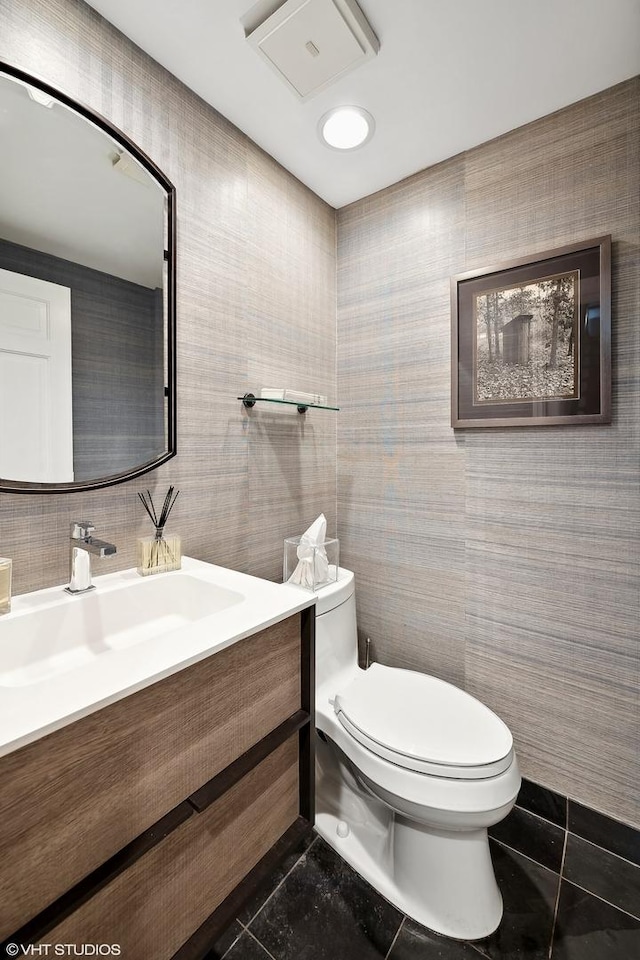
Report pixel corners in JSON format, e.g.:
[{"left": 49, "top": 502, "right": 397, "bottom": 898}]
[
  {"left": 392, "top": 816, "right": 502, "bottom": 940},
  {"left": 315, "top": 737, "right": 504, "bottom": 940}
]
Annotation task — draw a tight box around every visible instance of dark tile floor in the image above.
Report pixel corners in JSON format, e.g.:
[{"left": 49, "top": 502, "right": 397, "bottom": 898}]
[
  {"left": 489, "top": 806, "right": 565, "bottom": 873},
  {"left": 205, "top": 816, "right": 640, "bottom": 960}
]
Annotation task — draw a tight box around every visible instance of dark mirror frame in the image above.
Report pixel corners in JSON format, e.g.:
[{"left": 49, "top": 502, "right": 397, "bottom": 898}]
[{"left": 0, "top": 60, "right": 176, "bottom": 494}]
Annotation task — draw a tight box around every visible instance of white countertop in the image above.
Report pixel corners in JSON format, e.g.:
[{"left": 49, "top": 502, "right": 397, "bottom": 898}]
[{"left": 0, "top": 557, "right": 315, "bottom": 759}]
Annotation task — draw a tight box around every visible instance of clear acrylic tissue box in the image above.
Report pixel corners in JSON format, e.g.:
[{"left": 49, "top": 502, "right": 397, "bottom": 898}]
[{"left": 283, "top": 537, "right": 339, "bottom": 591}]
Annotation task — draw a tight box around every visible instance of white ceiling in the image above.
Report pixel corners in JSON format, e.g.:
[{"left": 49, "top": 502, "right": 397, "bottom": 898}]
[{"left": 86, "top": 0, "right": 640, "bottom": 208}]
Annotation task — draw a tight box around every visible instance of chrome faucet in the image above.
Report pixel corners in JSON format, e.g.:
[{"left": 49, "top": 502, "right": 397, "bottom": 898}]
[{"left": 65, "top": 521, "right": 117, "bottom": 595}]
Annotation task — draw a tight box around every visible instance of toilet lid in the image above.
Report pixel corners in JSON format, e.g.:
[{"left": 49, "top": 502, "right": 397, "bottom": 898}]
[{"left": 333, "top": 663, "right": 514, "bottom": 779}]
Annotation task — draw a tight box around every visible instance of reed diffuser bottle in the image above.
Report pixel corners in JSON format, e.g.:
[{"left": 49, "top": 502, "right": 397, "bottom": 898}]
[{"left": 136, "top": 486, "right": 181, "bottom": 576}]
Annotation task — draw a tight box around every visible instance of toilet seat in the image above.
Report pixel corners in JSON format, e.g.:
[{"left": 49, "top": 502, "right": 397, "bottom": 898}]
[{"left": 333, "top": 663, "right": 514, "bottom": 780}]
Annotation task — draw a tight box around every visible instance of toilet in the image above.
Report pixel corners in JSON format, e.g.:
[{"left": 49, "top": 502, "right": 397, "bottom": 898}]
[{"left": 313, "top": 568, "right": 521, "bottom": 941}]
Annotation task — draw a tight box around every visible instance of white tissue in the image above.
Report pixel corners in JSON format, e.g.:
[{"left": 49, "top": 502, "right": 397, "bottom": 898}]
[{"left": 288, "top": 514, "right": 329, "bottom": 589}]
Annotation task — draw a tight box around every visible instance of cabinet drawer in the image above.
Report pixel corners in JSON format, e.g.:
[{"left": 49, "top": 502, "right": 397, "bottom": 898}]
[
  {"left": 41, "top": 737, "right": 299, "bottom": 959},
  {"left": 0, "top": 615, "right": 301, "bottom": 938}
]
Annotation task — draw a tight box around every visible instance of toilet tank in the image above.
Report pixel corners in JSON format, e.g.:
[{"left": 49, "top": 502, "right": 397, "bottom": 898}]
[{"left": 315, "top": 568, "right": 358, "bottom": 690}]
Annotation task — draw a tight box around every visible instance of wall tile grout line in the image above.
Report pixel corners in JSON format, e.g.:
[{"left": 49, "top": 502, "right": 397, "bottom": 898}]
[
  {"left": 245, "top": 927, "right": 280, "bottom": 960},
  {"left": 220, "top": 927, "right": 244, "bottom": 960},
  {"left": 218, "top": 836, "right": 319, "bottom": 957},
  {"left": 547, "top": 827, "right": 568, "bottom": 959},
  {"left": 560, "top": 875, "right": 640, "bottom": 923},
  {"left": 384, "top": 915, "right": 405, "bottom": 959},
  {"left": 469, "top": 940, "right": 492, "bottom": 959},
  {"left": 491, "top": 837, "right": 563, "bottom": 878},
  {"left": 564, "top": 830, "right": 640, "bottom": 870},
  {"left": 243, "top": 834, "right": 320, "bottom": 928},
  {"left": 512, "top": 801, "right": 569, "bottom": 832}
]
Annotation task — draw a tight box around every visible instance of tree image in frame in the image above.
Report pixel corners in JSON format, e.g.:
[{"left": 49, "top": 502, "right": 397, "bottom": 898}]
[{"left": 473, "top": 270, "right": 579, "bottom": 404}]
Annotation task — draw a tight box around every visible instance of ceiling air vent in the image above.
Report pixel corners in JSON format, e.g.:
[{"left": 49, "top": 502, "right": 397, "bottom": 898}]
[{"left": 245, "top": 0, "right": 379, "bottom": 101}]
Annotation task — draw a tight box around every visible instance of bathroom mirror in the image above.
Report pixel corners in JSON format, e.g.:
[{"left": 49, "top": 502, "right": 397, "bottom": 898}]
[{"left": 0, "top": 62, "right": 176, "bottom": 493}]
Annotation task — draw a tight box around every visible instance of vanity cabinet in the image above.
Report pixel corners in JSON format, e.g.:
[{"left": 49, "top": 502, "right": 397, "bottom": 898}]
[
  {"left": 0, "top": 609, "right": 314, "bottom": 958},
  {"left": 40, "top": 739, "right": 299, "bottom": 959}
]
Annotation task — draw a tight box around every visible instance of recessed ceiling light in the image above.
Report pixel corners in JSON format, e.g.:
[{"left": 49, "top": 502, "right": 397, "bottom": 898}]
[{"left": 319, "top": 106, "right": 375, "bottom": 150}]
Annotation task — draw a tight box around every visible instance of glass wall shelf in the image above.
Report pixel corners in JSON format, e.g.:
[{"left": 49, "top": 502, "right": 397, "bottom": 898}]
[{"left": 238, "top": 393, "right": 339, "bottom": 414}]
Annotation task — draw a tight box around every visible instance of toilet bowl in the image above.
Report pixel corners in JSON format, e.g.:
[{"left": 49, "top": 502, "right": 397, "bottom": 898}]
[{"left": 313, "top": 568, "right": 521, "bottom": 940}]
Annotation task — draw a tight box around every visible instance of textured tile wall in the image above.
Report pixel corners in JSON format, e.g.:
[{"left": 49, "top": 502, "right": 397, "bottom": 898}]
[
  {"left": 0, "top": 0, "right": 337, "bottom": 592},
  {"left": 338, "top": 79, "right": 640, "bottom": 829}
]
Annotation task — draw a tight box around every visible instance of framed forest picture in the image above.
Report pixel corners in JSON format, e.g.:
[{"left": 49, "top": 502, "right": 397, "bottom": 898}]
[{"left": 450, "top": 236, "right": 611, "bottom": 428}]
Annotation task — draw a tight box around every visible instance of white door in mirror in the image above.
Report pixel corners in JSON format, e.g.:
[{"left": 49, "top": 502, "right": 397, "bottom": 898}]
[{"left": 0, "top": 268, "right": 73, "bottom": 482}]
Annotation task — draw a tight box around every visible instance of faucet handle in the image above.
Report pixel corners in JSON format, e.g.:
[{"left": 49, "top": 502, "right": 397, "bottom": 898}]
[{"left": 70, "top": 520, "right": 95, "bottom": 540}]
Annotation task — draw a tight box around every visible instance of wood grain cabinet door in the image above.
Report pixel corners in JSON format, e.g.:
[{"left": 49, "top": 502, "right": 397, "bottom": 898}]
[
  {"left": 41, "top": 738, "right": 300, "bottom": 959},
  {"left": 0, "top": 615, "right": 301, "bottom": 938}
]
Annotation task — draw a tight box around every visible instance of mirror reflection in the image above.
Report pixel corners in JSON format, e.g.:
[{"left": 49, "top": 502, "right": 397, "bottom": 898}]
[{"left": 0, "top": 67, "right": 174, "bottom": 491}]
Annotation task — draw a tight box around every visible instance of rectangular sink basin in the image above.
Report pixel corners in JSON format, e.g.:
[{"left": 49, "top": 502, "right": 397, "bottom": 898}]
[
  {"left": 0, "top": 556, "right": 315, "bottom": 760},
  {"left": 0, "top": 573, "right": 243, "bottom": 688}
]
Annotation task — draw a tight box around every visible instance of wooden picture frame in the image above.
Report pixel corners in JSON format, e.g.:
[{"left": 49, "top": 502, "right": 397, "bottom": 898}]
[{"left": 451, "top": 236, "right": 611, "bottom": 428}]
